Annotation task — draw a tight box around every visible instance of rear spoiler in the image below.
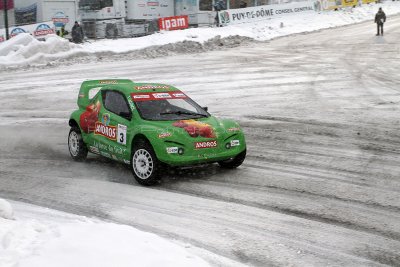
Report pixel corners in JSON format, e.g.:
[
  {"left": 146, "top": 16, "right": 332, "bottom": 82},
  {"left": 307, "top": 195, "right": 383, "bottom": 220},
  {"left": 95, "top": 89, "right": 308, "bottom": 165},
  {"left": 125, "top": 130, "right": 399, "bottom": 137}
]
[{"left": 77, "top": 79, "right": 134, "bottom": 109}]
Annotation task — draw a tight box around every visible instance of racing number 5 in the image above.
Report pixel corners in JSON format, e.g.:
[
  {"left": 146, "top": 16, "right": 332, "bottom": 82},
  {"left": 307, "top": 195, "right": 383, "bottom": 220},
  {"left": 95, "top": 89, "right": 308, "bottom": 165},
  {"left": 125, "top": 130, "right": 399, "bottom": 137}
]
[{"left": 117, "top": 124, "right": 127, "bottom": 145}]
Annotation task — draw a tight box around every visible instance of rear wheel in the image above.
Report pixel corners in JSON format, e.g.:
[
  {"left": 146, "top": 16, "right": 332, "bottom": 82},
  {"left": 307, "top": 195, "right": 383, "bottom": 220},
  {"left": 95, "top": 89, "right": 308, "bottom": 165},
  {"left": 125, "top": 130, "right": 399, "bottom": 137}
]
[
  {"left": 68, "top": 127, "right": 88, "bottom": 161},
  {"left": 218, "top": 149, "right": 246, "bottom": 169},
  {"left": 131, "top": 139, "right": 162, "bottom": 186}
]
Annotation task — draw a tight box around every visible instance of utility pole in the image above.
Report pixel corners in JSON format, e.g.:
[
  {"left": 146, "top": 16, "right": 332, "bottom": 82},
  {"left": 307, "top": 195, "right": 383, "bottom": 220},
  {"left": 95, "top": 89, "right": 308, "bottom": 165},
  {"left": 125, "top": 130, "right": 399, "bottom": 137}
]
[{"left": 3, "top": 0, "right": 10, "bottom": 40}]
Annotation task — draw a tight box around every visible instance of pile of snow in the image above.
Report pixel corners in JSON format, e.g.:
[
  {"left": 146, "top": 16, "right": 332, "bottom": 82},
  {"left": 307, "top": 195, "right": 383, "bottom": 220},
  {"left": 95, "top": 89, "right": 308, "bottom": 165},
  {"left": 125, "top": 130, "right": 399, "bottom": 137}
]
[
  {"left": 0, "top": 199, "right": 209, "bottom": 267},
  {"left": 0, "top": 199, "right": 13, "bottom": 219},
  {"left": 0, "top": 1, "right": 399, "bottom": 69},
  {"left": 0, "top": 33, "right": 85, "bottom": 68}
]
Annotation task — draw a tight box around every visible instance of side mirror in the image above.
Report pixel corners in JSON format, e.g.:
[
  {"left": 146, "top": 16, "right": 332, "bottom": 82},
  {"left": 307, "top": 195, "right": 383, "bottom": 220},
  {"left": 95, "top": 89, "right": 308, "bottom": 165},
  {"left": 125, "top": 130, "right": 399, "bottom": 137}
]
[{"left": 202, "top": 106, "right": 208, "bottom": 112}]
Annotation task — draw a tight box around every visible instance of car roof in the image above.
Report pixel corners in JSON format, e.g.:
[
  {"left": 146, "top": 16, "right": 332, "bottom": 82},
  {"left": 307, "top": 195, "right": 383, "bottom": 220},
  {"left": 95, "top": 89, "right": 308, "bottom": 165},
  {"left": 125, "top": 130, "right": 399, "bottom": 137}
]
[
  {"left": 80, "top": 79, "right": 180, "bottom": 95},
  {"left": 77, "top": 79, "right": 182, "bottom": 109}
]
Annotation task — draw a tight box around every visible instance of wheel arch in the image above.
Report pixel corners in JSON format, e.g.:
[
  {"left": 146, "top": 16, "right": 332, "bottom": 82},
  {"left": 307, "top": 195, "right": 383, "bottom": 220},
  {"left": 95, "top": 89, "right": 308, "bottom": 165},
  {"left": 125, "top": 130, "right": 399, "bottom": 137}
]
[
  {"left": 131, "top": 134, "right": 152, "bottom": 155},
  {"left": 69, "top": 119, "right": 79, "bottom": 129}
]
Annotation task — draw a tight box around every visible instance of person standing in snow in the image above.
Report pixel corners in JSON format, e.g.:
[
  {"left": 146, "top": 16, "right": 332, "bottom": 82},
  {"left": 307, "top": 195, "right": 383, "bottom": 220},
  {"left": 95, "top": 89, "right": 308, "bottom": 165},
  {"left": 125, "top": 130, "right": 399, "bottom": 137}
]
[
  {"left": 71, "top": 21, "right": 84, "bottom": 43},
  {"left": 214, "top": 0, "right": 226, "bottom": 27},
  {"left": 375, "top": 7, "right": 386, "bottom": 36}
]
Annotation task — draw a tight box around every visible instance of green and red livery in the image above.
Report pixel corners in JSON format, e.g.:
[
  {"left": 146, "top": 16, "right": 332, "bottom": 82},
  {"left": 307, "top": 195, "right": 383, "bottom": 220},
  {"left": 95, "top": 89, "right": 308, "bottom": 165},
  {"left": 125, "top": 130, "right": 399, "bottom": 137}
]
[{"left": 68, "top": 79, "right": 246, "bottom": 185}]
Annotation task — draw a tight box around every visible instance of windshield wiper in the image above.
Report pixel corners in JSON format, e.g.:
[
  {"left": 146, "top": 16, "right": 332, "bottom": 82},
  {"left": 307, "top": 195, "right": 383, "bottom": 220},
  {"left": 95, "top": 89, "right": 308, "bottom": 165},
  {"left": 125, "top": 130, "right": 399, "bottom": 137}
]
[{"left": 159, "top": 111, "right": 208, "bottom": 117}]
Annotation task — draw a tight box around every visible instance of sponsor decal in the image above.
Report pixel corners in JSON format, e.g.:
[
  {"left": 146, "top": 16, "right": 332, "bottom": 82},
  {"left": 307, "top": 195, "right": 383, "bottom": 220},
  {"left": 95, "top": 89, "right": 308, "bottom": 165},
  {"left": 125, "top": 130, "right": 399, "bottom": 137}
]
[
  {"left": 100, "top": 151, "right": 111, "bottom": 158},
  {"left": 227, "top": 127, "right": 241, "bottom": 132},
  {"left": 195, "top": 141, "right": 218, "bottom": 149},
  {"left": 89, "top": 146, "right": 100, "bottom": 154},
  {"left": 131, "top": 91, "right": 188, "bottom": 102},
  {"left": 133, "top": 94, "right": 150, "bottom": 99},
  {"left": 117, "top": 124, "right": 127, "bottom": 145},
  {"left": 230, "top": 140, "right": 240, "bottom": 147},
  {"left": 99, "top": 80, "right": 118, "bottom": 84},
  {"left": 159, "top": 132, "right": 172, "bottom": 138},
  {"left": 173, "top": 119, "right": 215, "bottom": 138},
  {"left": 34, "top": 24, "right": 55, "bottom": 37},
  {"left": 80, "top": 101, "right": 101, "bottom": 133},
  {"left": 95, "top": 121, "right": 117, "bottom": 140},
  {"left": 101, "top": 113, "right": 111, "bottom": 126},
  {"left": 127, "top": 98, "right": 136, "bottom": 110},
  {"left": 159, "top": 15, "right": 189, "bottom": 31},
  {"left": 166, "top": 147, "right": 179, "bottom": 154},
  {"left": 172, "top": 93, "right": 186, "bottom": 98},
  {"left": 135, "top": 85, "right": 170, "bottom": 90},
  {"left": 153, "top": 93, "right": 171, "bottom": 99},
  {"left": 198, "top": 153, "right": 217, "bottom": 158}
]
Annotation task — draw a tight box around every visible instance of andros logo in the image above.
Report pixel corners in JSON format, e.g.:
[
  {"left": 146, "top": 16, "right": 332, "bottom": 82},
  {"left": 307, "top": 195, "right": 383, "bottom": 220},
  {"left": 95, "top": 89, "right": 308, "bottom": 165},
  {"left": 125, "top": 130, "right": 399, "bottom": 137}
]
[
  {"left": 34, "top": 24, "right": 55, "bottom": 37},
  {"left": 10, "top": 28, "right": 26, "bottom": 37}
]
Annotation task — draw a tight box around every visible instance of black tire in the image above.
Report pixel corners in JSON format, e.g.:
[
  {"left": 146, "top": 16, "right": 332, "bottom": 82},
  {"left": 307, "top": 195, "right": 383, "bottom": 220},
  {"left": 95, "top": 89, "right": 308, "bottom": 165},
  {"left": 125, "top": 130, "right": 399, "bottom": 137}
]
[
  {"left": 218, "top": 149, "right": 246, "bottom": 169},
  {"left": 131, "top": 139, "right": 162, "bottom": 186},
  {"left": 68, "top": 127, "right": 88, "bottom": 161}
]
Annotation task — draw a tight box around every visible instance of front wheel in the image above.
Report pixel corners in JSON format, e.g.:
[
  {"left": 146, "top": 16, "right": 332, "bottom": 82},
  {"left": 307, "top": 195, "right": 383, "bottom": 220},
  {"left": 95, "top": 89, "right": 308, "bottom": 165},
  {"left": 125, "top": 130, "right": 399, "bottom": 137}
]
[
  {"left": 218, "top": 149, "right": 246, "bottom": 169},
  {"left": 68, "top": 127, "right": 88, "bottom": 161},
  {"left": 131, "top": 140, "right": 162, "bottom": 186}
]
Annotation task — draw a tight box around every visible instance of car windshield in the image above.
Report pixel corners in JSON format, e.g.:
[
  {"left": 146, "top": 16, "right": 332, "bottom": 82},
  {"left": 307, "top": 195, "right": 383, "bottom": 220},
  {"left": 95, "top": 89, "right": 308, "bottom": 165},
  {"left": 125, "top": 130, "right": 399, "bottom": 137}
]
[{"left": 133, "top": 94, "right": 209, "bottom": 121}]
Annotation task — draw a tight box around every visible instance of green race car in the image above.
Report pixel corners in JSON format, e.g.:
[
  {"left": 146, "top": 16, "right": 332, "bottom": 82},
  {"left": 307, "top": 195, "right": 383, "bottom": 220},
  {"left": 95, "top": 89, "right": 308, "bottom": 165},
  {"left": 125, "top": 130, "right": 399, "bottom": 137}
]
[{"left": 68, "top": 79, "right": 246, "bottom": 185}]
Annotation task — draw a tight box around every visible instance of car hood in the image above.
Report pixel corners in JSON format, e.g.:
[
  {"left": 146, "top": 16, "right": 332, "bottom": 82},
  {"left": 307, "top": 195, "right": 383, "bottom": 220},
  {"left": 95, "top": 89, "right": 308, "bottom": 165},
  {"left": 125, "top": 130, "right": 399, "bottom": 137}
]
[{"left": 143, "top": 116, "right": 242, "bottom": 143}]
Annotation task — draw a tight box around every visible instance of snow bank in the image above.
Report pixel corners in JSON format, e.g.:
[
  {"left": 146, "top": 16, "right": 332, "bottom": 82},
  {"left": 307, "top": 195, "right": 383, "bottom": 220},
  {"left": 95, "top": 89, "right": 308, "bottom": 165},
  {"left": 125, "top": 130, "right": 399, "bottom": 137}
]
[
  {"left": 0, "top": 200, "right": 209, "bottom": 267},
  {"left": 0, "top": 199, "right": 13, "bottom": 219},
  {"left": 0, "top": 33, "right": 85, "bottom": 68},
  {"left": 0, "top": 1, "right": 399, "bottom": 69}
]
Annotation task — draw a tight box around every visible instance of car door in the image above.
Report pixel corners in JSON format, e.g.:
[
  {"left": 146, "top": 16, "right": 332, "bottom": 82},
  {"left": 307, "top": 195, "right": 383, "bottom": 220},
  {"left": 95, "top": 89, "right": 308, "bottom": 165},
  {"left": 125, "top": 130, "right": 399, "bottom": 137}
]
[{"left": 92, "top": 90, "right": 132, "bottom": 162}]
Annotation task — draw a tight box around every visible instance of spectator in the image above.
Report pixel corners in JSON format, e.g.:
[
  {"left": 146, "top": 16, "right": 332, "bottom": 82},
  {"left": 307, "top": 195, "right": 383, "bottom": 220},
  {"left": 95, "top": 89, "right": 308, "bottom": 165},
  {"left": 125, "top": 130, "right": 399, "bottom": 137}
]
[
  {"left": 214, "top": 0, "right": 226, "bottom": 27},
  {"left": 239, "top": 0, "right": 247, "bottom": 8},
  {"left": 374, "top": 7, "right": 386, "bottom": 36},
  {"left": 71, "top": 21, "right": 84, "bottom": 43},
  {"left": 56, "top": 26, "right": 68, "bottom": 38}
]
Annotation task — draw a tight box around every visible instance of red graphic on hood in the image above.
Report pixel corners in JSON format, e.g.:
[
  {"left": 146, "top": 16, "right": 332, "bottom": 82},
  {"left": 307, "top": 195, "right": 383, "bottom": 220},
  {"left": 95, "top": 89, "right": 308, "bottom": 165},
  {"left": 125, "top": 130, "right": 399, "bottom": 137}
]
[
  {"left": 173, "top": 119, "right": 215, "bottom": 138},
  {"left": 80, "top": 101, "right": 101, "bottom": 133}
]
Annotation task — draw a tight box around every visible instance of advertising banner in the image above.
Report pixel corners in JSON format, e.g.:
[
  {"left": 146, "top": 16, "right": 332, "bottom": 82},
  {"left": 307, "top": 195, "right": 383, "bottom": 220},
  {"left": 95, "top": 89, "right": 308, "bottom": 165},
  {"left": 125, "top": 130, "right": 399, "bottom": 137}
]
[
  {"left": 0, "top": 21, "right": 56, "bottom": 42},
  {"left": 218, "top": 1, "right": 315, "bottom": 25},
  {"left": 0, "top": 0, "right": 14, "bottom": 10},
  {"left": 341, "top": 0, "right": 357, "bottom": 7},
  {"left": 362, "top": 0, "right": 376, "bottom": 4},
  {"left": 158, "top": 15, "right": 189, "bottom": 31}
]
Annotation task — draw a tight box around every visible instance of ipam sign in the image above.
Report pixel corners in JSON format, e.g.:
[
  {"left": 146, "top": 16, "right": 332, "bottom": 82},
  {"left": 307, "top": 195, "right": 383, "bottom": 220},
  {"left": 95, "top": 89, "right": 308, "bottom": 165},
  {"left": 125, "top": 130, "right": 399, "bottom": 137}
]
[{"left": 158, "top": 15, "right": 189, "bottom": 31}]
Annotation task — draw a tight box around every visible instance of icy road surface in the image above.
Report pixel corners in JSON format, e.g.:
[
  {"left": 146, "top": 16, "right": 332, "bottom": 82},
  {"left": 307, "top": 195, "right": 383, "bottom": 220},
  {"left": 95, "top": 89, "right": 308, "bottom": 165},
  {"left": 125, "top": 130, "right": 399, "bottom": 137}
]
[{"left": 1, "top": 17, "right": 400, "bottom": 266}]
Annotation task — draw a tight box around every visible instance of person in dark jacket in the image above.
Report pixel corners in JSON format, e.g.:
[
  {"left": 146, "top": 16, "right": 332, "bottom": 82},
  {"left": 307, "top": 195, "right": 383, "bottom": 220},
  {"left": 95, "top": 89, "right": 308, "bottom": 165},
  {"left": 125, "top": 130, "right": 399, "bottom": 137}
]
[
  {"left": 375, "top": 8, "right": 386, "bottom": 36},
  {"left": 214, "top": 0, "right": 226, "bottom": 27},
  {"left": 71, "top": 21, "right": 84, "bottom": 43},
  {"left": 239, "top": 0, "right": 247, "bottom": 8}
]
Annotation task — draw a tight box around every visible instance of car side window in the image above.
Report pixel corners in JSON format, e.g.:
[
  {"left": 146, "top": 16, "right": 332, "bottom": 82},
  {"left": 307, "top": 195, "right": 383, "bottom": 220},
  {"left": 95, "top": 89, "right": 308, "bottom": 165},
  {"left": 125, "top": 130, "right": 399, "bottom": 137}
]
[{"left": 102, "top": 90, "right": 131, "bottom": 118}]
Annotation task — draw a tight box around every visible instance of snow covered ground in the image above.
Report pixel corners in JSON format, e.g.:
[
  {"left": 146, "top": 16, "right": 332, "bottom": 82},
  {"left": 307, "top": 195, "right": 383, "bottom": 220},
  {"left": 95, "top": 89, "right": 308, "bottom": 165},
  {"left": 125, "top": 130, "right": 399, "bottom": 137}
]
[
  {"left": 0, "top": 1, "right": 400, "bottom": 69},
  {"left": 1, "top": 1, "right": 400, "bottom": 266},
  {"left": 0, "top": 198, "right": 209, "bottom": 267}
]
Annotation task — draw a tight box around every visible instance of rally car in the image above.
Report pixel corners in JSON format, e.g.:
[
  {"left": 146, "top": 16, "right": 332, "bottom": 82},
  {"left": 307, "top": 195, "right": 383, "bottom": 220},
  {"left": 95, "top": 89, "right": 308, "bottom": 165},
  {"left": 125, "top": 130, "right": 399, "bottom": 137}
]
[{"left": 68, "top": 79, "right": 246, "bottom": 185}]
